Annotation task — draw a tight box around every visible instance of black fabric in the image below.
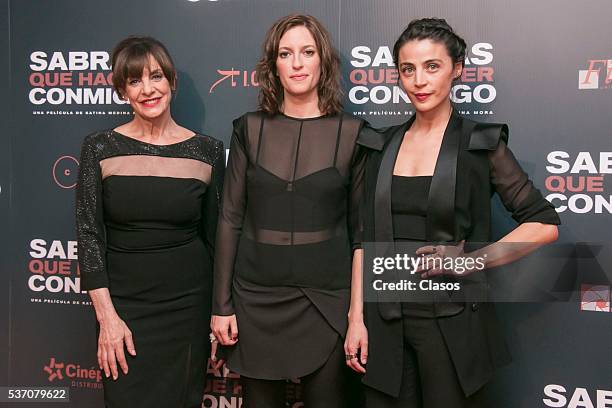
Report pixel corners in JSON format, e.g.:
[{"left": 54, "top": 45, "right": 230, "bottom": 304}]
[
  {"left": 364, "top": 315, "right": 486, "bottom": 408},
  {"left": 357, "top": 112, "right": 561, "bottom": 398},
  {"left": 391, "top": 176, "right": 430, "bottom": 241},
  {"left": 214, "top": 111, "right": 367, "bottom": 379},
  {"left": 76, "top": 130, "right": 224, "bottom": 407},
  {"left": 241, "top": 339, "right": 359, "bottom": 408}
]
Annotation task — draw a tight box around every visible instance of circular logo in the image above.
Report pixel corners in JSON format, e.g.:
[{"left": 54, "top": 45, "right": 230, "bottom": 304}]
[{"left": 52, "top": 156, "right": 79, "bottom": 189}]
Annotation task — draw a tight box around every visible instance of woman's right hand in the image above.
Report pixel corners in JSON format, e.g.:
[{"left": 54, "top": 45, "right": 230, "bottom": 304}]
[
  {"left": 344, "top": 319, "right": 368, "bottom": 374},
  {"left": 211, "top": 314, "right": 239, "bottom": 346},
  {"left": 97, "top": 313, "right": 136, "bottom": 380}
]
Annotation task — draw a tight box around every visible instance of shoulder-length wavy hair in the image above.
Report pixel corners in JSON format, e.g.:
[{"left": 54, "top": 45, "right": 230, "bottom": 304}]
[{"left": 256, "top": 14, "right": 342, "bottom": 115}]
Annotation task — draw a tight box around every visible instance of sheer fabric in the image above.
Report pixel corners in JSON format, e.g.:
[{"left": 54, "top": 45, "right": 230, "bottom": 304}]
[
  {"left": 213, "top": 112, "right": 366, "bottom": 315},
  {"left": 75, "top": 130, "right": 224, "bottom": 407}
]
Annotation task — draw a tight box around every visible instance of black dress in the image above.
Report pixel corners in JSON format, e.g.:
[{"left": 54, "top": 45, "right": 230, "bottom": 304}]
[
  {"left": 76, "top": 130, "right": 224, "bottom": 408},
  {"left": 213, "top": 112, "right": 366, "bottom": 379}
]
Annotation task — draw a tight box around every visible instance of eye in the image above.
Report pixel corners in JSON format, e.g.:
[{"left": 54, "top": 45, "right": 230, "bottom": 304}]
[
  {"left": 304, "top": 49, "right": 316, "bottom": 57},
  {"left": 151, "top": 72, "right": 164, "bottom": 81},
  {"left": 127, "top": 78, "right": 140, "bottom": 86},
  {"left": 279, "top": 51, "right": 290, "bottom": 59},
  {"left": 401, "top": 66, "right": 415, "bottom": 75},
  {"left": 426, "top": 63, "right": 439, "bottom": 71}
]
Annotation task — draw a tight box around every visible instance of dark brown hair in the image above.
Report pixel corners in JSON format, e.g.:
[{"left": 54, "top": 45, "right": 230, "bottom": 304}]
[
  {"left": 393, "top": 18, "right": 467, "bottom": 70},
  {"left": 256, "top": 14, "right": 342, "bottom": 115},
  {"left": 111, "top": 36, "right": 177, "bottom": 98}
]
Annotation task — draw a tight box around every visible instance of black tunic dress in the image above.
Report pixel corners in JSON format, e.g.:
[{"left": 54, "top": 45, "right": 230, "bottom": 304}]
[
  {"left": 213, "top": 112, "right": 366, "bottom": 379},
  {"left": 76, "top": 130, "right": 224, "bottom": 407}
]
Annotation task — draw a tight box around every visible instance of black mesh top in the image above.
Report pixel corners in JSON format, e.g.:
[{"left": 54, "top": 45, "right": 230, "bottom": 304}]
[
  {"left": 212, "top": 112, "right": 367, "bottom": 315},
  {"left": 75, "top": 130, "right": 225, "bottom": 290}
]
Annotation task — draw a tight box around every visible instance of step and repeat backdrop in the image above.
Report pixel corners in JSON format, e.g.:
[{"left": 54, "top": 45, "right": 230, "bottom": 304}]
[{"left": 2, "top": 0, "right": 611, "bottom": 407}]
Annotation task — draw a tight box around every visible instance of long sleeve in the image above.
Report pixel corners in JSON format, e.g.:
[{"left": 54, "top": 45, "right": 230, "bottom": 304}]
[
  {"left": 76, "top": 133, "right": 109, "bottom": 290},
  {"left": 201, "top": 140, "right": 225, "bottom": 259},
  {"left": 212, "top": 117, "right": 248, "bottom": 315},
  {"left": 489, "top": 136, "right": 561, "bottom": 225},
  {"left": 348, "top": 124, "right": 369, "bottom": 250}
]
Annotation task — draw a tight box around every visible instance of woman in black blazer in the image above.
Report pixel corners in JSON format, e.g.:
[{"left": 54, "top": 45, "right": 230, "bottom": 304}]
[{"left": 344, "top": 18, "right": 560, "bottom": 407}]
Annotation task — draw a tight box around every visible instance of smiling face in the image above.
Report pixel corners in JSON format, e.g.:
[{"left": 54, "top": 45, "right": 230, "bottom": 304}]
[
  {"left": 122, "top": 54, "right": 173, "bottom": 120},
  {"left": 275, "top": 25, "right": 321, "bottom": 103},
  {"left": 397, "top": 39, "right": 462, "bottom": 114}
]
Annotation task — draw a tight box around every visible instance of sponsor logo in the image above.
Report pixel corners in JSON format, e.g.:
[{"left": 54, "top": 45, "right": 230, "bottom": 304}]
[
  {"left": 580, "top": 284, "right": 610, "bottom": 312},
  {"left": 209, "top": 68, "right": 258, "bottom": 93},
  {"left": 28, "top": 51, "right": 131, "bottom": 116},
  {"left": 27, "top": 238, "right": 90, "bottom": 306},
  {"left": 543, "top": 384, "right": 612, "bottom": 407},
  {"left": 348, "top": 43, "right": 496, "bottom": 117},
  {"left": 578, "top": 59, "right": 612, "bottom": 90},
  {"left": 43, "top": 357, "right": 102, "bottom": 390},
  {"left": 52, "top": 156, "right": 79, "bottom": 189},
  {"left": 545, "top": 151, "right": 612, "bottom": 214}
]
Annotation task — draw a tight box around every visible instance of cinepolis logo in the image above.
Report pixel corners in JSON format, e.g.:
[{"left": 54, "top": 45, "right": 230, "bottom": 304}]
[
  {"left": 44, "top": 358, "right": 64, "bottom": 381},
  {"left": 580, "top": 284, "right": 611, "bottom": 313},
  {"left": 578, "top": 59, "right": 612, "bottom": 90},
  {"left": 43, "top": 357, "right": 102, "bottom": 389},
  {"left": 209, "top": 68, "right": 258, "bottom": 93}
]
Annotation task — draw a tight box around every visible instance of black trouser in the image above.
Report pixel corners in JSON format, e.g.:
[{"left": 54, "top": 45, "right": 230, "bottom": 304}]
[
  {"left": 365, "top": 315, "right": 486, "bottom": 408},
  {"left": 242, "top": 338, "right": 361, "bottom": 408}
]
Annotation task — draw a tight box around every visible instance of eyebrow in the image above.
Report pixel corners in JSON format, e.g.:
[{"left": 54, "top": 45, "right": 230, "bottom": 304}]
[
  {"left": 399, "top": 58, "right": 443, "bottom": 66},
  {"left": 278, "top": 44, "right": 316, "bottom": 51}
]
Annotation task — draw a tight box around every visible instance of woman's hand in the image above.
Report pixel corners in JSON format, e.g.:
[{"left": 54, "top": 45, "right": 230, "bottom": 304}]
[
  {"left": 344, "top": 319, "right": 368, "bottom": 374},
  {"left": 210, "top": 338, "right": 225, "bottom": 370},
  {"left": 97, "top": 313, "right": 136, "bottom": 380},
  {"left": 415, "top": 241, "right": 477, "bottom": 278},
  {"left": 210, "top": 314, "right": 238, "bottom": 346}
]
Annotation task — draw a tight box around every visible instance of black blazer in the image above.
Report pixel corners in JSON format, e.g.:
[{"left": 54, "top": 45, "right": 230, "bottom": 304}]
[{"left": 357, "top": 111, "right": 560, "bottom": 397}]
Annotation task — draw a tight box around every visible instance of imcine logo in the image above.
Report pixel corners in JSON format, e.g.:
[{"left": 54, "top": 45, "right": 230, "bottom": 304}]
[{"left": 578, "top": 59, "right": 612, "bottom": 90}]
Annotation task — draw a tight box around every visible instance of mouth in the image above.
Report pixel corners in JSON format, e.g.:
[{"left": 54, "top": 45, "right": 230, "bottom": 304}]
[
  {"left": 140, "top": 97, "right": 162, "bottom": 107},
  {"left": 414, "top": 93, "right": 432, "bottom": 102},
  {"left": 290, "top": 74, "right": 309, "bottom": 81}
]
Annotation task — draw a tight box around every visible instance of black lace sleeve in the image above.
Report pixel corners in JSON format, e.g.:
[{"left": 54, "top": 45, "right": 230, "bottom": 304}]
[
  {"left": 489, "top": 134, "right": 561, "bottom": 225},
  {"left": 349, "top": 125, "right": 369, "bottom": 250},
  {"left": 212, "top": 117, "right": 247, "bottom": 315},
  {"left": 201, "top": 139, "right": 225, "bottom": 259},
  {"left": 76, "top": 133, "right": 109, "bottom": 290}
]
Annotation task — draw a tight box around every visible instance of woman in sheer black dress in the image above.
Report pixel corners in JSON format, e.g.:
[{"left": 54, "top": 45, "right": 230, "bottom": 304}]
[
  {"left": 76, "top": 37, "right": 223, "bottom": 407},
  {"left": 345, "top": 19, "right": 560, "bottom": 407},
  {"left": 211, "top": 14, "right": 366, "bottom": 407}
]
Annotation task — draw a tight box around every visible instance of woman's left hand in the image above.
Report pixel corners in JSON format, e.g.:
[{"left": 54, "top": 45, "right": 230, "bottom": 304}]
[
  {"left": 210, "top": 338, "right": 224, "bottom": 370},
  {"left": 415, "top": 240, "right": 476, "bottom": 278}
]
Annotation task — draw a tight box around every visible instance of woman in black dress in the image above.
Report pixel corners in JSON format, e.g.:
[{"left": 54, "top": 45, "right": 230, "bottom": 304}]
[
  {"left": 76, "top": 36, "right": 224, "bottom": 407},
  {"left": 210, "top": 14, "right": 365, "bottom": 407},
  {"left": 345, "top": 19, "right": 561, "bottom": 407}
]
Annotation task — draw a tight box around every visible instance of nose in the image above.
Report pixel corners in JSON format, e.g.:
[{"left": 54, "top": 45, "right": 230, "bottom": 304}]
[
  {"left": 141, "top": 78, "right": 154, "bottom": 95},
  {"left": 414, "top": 68, "right": 427, "bottom": 88},
  {"left": 292, "top": 54, "right": 303, "bottom": 70}
]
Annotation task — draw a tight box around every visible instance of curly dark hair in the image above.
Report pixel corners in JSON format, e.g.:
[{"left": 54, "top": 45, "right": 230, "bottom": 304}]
[
  {"left": 393, "top": 18, "right": 467, "bottom": 70},
  {"left": 256, "top": 14, "right": 342, "bottom": 115}
]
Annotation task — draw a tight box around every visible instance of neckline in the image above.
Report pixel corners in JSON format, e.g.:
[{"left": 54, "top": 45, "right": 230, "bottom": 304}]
[
  {"left": 111, "top": 129, "right": 197, "bottom": 147},
  {"left": 393, "top": 174, "right": 433, "bottom": 179},
  {"left": 279, "top": 112, "right": 329, "bottom": 121}
]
